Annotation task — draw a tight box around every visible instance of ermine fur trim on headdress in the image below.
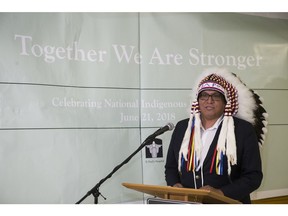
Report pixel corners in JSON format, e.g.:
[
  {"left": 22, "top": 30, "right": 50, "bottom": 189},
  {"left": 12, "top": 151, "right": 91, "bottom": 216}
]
[{"left": 178, "top": 67, "right": 268, "bottom": 175}]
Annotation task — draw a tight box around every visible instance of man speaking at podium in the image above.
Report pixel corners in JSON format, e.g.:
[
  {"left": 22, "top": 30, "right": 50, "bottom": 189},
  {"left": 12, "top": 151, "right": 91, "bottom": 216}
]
[{"left": 165, "top": 68, "right": 268, "bottom": 204}]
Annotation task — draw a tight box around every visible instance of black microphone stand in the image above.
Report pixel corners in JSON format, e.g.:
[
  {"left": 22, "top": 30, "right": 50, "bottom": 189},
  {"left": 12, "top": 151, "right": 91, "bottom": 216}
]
[{"left": 75, "top": 135, "right": 156, "bottom": 204}]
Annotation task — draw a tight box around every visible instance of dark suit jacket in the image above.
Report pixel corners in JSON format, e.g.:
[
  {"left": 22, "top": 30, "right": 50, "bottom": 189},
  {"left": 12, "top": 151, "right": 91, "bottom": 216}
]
[{"left": 165, "top": 117, "right": 263, "bottom": 204}]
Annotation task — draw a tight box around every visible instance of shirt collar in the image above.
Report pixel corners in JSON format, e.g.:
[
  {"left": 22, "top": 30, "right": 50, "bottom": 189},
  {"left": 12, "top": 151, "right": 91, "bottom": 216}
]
[{"left": 200, "top": 115, "right": 224, "bottom": 130}]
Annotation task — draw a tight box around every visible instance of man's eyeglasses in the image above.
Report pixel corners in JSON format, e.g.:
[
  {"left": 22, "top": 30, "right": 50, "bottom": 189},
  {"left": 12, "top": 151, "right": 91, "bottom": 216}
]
[{"left": 198, "top": 92, "right": 223, "bottom": 101}]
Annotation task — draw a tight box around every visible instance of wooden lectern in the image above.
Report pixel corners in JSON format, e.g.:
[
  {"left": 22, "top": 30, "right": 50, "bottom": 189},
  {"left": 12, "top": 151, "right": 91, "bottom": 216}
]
[{"left": 122, "top": 182, "right": 241, "bottom": 204}]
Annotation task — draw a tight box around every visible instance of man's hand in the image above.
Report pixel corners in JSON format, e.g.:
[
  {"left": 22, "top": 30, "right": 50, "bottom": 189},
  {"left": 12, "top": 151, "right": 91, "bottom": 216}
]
[
  {"left": 199, "top": 185, "right": 224, "bottom": 196},
  {"left": 173, "top": 183, "right": 183, "bottom": 188}
]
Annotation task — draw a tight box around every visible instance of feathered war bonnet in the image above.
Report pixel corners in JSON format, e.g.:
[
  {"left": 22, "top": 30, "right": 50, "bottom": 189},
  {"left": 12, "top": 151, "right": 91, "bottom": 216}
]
[{"left": 178, "top": 68, "right": 268, "bottom": 175}]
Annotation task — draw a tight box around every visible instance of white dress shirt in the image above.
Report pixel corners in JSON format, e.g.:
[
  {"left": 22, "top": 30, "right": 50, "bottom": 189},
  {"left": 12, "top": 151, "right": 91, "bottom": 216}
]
[{"left": 197, "top": 115, "right": 224, "bottom": 171}]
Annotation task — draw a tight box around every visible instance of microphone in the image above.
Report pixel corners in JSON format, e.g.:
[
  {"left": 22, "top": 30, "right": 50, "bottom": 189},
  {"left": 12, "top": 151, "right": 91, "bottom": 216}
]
[
  {"left": 76, "top": 122, "right": 174, "bottom": 204},
  {"left": 153, "top": 122, "right": 175, "bottom": 137},
  {"left": 146, "top": 123, "right": 175, "bottom": 141}
]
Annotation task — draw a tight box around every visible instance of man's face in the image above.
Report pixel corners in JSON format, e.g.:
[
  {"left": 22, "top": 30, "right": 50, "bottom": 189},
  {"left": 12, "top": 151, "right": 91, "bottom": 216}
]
[{"left": 198, "top": 90, "right": 226, "bottom": 121}]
